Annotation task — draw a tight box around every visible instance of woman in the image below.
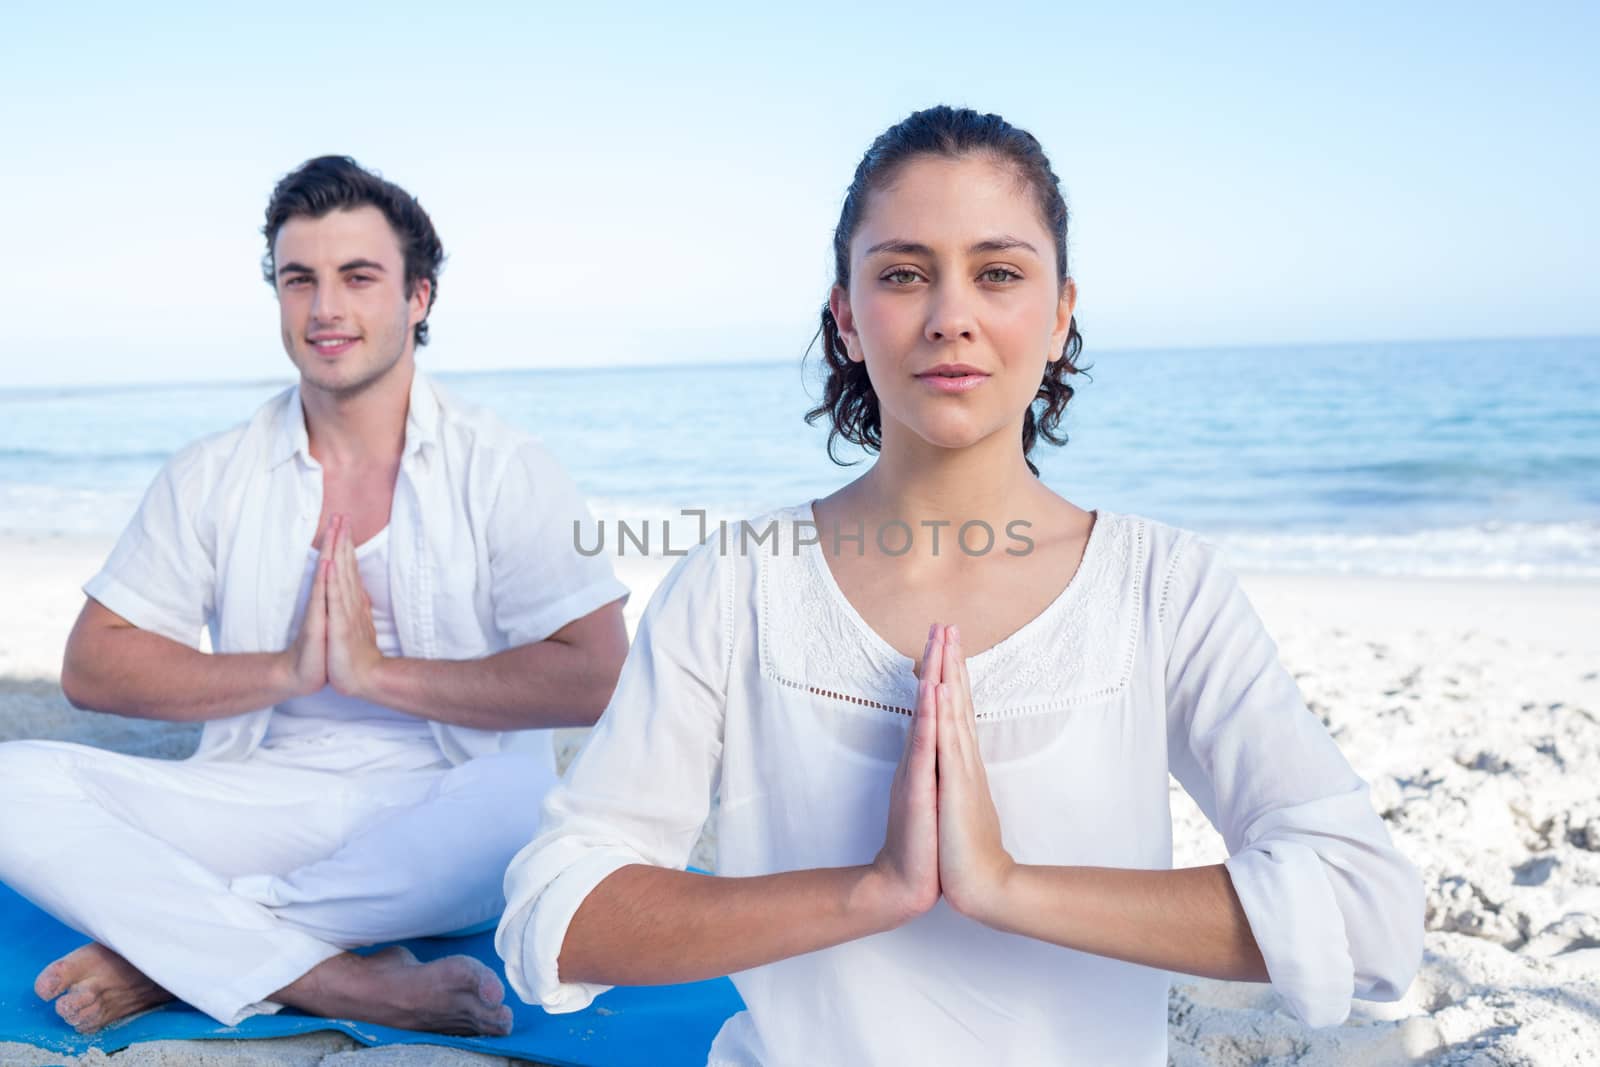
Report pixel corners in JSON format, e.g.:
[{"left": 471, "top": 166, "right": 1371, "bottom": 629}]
[{"left": 495, "top": 106, "right": 1423, "bottom": 1064}]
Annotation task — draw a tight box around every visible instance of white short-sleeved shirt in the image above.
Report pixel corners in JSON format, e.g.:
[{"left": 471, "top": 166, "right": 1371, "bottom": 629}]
[
  {"left": 84, "top": 369, "right": 629, "bottom": 767},
  {"left": 496, "top": 505, "right": 1423, "bottom": 1066}
]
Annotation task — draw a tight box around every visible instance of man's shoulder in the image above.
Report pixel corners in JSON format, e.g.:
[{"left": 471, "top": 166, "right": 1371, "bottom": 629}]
[
  {"left": 160, "top": 387, "right": 293, "bottom": 484},
  {"left": 426, "top": 377, "right": 559, "bottom": 467}
]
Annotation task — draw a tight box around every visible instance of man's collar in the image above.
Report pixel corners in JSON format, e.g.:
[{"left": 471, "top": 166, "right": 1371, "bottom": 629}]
[
  {"left": 269, "top": 368, "right": 439, "bottom": 470},
  {"left": 402, "top": 367, "right": 440, "bottom": 461}
]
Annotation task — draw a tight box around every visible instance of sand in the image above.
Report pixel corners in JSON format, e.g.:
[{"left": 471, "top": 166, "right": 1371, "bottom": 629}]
[{"left": 1, "top": 533, "right": 1596, "bottom": 1065}]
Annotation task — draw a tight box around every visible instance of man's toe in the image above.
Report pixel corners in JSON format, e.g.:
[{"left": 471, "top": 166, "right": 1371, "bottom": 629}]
[{"left": 33, "top": 962, "right": 68, "bottom": 1001}]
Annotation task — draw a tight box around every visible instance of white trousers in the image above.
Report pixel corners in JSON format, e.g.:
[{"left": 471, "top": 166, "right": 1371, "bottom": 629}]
[{"left": 0, "top": 734, "right": 553, "bottom": 1025}]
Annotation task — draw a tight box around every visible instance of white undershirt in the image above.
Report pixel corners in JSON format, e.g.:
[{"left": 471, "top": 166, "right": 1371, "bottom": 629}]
[{"left": 264, "top": 527, "right": 438, "bottom": 755}]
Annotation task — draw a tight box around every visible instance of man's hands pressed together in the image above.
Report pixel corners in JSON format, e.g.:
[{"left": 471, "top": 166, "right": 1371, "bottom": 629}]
[{"left": 279, "top": 513, "right": 386, "bottom": 702}]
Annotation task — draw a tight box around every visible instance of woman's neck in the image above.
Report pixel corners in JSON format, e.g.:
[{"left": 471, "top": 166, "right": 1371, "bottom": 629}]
[{"left": 834, "top": 424, "right": 1053, "bottom": 539}]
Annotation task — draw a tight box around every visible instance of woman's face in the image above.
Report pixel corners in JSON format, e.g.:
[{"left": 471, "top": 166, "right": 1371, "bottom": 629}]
[{"left": 832, "top": 153, "right": 1075, "bottom": 458}]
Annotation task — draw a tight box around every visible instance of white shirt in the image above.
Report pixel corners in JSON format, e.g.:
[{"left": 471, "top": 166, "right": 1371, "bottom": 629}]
[
  {"left": 84, "top": 369, "right": 629, "bottom": 768},
  {"left": 496, "top": 505, "right": 1423, "bottom": 1066}
]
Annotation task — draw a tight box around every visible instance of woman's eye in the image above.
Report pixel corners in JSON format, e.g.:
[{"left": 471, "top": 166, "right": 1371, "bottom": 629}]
[
  {"left": 982, "top": 268, "right": 1020, "bottom": 284},
  {"left": 885, "top": 269, "right": 921, "bottom": 285}
]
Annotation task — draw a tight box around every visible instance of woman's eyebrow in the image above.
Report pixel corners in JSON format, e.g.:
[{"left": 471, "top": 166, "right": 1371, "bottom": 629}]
[
  {"left": 863, "top": 237, "right": 1040, "bottom": 257},
  {"left": 970, "top": 236, "right": 1039, "bottom": 256},
  {"left": 864, "top": 239, "right": 934, "bottom": 257}
]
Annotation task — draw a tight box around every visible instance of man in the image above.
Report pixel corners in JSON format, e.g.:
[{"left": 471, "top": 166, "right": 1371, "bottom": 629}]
[{"left": 0, "top": 157, "right": 629, "bottom": 1036}]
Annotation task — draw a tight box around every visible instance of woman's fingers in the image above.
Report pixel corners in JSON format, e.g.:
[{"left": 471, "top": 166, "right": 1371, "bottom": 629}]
[
  {"left": 920, "top": 622, "right": 943, "bottom": 688},
  {"left": 907, "top": 675, "right": 938, "bottom": 786},
  {"left": 937, "top": 625, "right": 972, "bottom": 762}
]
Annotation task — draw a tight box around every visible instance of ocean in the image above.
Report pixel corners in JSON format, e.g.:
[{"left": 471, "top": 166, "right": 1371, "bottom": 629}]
[{"left": 2, "top": 337, "right": 1597, "bottom": 578}]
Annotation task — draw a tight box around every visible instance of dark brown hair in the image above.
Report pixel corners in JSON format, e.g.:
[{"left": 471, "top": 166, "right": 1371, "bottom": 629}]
[
  {"left": 805, "top": 106, "right": 1085, "bottom": 475},
  {"left": 261, "top": 156, "right": 445, "bottom": 347}
]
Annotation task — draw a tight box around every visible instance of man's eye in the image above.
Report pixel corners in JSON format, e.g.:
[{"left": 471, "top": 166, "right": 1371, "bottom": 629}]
[
  {"left": 348, "top": 275, "right": 373, "bottom": 284},
  {"left": 284, "top": 276, "right": 310, "bottom": 287}
]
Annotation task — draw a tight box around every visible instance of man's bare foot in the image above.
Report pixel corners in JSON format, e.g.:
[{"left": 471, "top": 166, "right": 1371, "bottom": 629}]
[
  {"left": 275, "top": 946, "right": 514, "bottom": 1037},
  {"left": 33, "top": 942, "right": 173, "bottom": 1033}
]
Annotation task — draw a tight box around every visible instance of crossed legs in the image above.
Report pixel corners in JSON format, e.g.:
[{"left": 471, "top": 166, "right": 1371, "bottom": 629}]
[{"left": 0, "top": 740, "right": 550, "bottom": 1034}]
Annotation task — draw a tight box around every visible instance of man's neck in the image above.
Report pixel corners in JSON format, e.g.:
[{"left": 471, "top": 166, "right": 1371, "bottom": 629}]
[{"left": 301, "top": 357, "right": 414, "bottom": 470}]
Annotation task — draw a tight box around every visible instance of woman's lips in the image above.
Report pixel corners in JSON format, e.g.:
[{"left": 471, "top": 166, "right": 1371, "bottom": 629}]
[{"left": 916, "top": 371, "right": 989, "bottom": 393}]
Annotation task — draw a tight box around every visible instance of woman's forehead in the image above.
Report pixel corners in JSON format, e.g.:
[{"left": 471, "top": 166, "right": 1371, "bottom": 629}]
[{"left": 854, "top": 154, "right": 1047, "bottom": 255}]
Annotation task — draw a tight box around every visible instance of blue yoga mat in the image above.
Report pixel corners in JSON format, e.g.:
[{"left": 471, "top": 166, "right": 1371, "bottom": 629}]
[{"left": 0, "top": 884, "right": 743, "bottom": 1065}]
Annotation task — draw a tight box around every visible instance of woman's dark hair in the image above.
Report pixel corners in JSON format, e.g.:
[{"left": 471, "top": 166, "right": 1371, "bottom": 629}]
[
  {"left": 261, "top": 156, "right": 445, "bottom": 347},
  {"left": 806, "top": 106, "right": 1085, "bottom": 476}
]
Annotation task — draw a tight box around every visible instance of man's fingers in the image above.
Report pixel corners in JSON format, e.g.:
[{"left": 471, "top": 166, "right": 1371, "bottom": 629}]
[
  {"left": 320, "top": 514, "right": 339, "bottom": 560},
  {"left": 308, "top": 558, "right": 330, "bottom": 628}
]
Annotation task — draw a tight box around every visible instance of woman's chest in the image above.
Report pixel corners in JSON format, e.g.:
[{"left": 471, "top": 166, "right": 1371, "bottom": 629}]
[{"left": 819, "top": 535, "right": 1091, "bottom": 665}]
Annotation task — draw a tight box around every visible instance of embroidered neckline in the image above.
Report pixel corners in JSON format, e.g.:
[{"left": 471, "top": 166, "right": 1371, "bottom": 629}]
[
  {"left": 800, "top": 500, "right": 1108, "bottom": 673},
  {"left": 757, "top": 505, "right": 1142, "bottom": 720}
]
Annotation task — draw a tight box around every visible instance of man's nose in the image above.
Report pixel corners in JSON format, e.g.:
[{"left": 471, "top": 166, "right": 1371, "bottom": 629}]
[{"left": 311, "top": 280, "right": 347, "bottom": 324}]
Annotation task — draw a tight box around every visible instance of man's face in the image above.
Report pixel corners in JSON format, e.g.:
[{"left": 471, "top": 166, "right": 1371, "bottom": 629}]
[{"left": 271, "top": 206, "right": 429, "bottom": 398}]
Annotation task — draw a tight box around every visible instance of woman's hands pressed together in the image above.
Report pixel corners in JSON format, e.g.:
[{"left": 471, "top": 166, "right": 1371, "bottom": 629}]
[
  {"left": 932, "top": 624, "right": 1017, "bottom": 922},
  {"left": 872, "top": 623, "right": 1018, "bottom": 928},
  {"left": 868, "top": 629, "right": 1269, "bottom": 982}
]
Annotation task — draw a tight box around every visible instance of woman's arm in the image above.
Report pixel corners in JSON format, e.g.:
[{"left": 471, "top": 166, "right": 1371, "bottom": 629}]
[
  {"left": 557, "top": 624, "right": 946, "bottom": 986},
  {"left": 930, "top": 624, "right": 1268, "bottom": 980},
  {"left": 496, "top": 550, "right": 942, "bottom": 1011}
]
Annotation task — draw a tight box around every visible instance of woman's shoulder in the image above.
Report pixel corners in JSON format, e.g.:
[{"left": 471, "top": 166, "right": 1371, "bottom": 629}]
[
  {"left": 642, "top": 501, "right": 815, "bottom": 605},
  {"left": 1093, "top": 509, "right": 1221, "bottom": 571},
  {"left": 1081, "top": 510, "right": 1240, "bottom": 628}
]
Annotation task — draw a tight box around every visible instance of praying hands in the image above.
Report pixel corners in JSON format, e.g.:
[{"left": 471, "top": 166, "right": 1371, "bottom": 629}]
[
  {"left": 282, "top": 514, "right": 385, "bottom": 701},
  {"left": 872, "top": 623, "right": 1017, "bottom": 926},
  {"left": 874, "top": 626, "right": 1270, "bottom": 983}
]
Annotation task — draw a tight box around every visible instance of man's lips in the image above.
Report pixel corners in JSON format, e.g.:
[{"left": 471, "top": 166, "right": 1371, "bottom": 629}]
[{"left": 308, "top": 336, "right": 359, "bottom": 356}]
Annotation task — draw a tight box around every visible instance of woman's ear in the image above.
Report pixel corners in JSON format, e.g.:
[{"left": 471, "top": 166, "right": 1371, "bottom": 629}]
[
  {"left": 1048, "top": 278, "right": 1078, "bottom": 362},
  {"left": 829, "top": 284, "right": 865, "bottom": 364}
]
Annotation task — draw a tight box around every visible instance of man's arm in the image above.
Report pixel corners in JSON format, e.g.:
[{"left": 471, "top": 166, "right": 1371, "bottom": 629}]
[
  {"left": 347, "top": 600, "right": 629, "bottom": 731},
  {"left": 60, "top": 587, "right": 325, "bottom": 723},
  {"left": 324, "top": 511, "right": 628, "bottom": 730}
]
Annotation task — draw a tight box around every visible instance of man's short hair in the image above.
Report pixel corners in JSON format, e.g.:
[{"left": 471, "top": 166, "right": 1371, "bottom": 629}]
[{"left": 262, "top": 157, "right": 445, "bottom": 347}]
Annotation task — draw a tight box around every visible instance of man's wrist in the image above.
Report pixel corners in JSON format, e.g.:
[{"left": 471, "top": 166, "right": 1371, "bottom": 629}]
[
  {"left": 357, "top": 656, "right": 398, "bottom": 706},
  {"left": 268, "top": 650, "right": 303, "bottom": 702}
]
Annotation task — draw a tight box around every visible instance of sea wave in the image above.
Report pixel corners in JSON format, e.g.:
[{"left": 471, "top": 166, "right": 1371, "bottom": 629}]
[{"left": 1211, "top": 521, "right": 1600, "bottom": 578}]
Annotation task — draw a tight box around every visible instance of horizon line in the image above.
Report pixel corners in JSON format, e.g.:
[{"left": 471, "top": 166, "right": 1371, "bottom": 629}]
[{"left": 3, "top": 331, "right": 1595, "bottom": 397}]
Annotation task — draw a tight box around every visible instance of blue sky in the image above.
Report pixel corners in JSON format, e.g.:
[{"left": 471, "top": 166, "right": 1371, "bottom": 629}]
[{"left": 2, "top": 2, "right": 1595, "bottom": 386}]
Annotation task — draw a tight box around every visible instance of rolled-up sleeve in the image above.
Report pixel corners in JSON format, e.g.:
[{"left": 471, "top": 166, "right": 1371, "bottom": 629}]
[
  {"left": 82, "top": 440, "right": 218, "bottom": 648},
  {"left": 486, "top": 441, "right": 629, "bottom": 648},
  {"left": 495, "top": 539, "right": 730, "bottom": 1012},
  {"left": 1161, "top": 536, "right": 1423, "bottom": 1026}
]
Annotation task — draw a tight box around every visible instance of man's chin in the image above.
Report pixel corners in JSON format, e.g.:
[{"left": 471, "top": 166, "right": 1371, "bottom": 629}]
[{"left": 296, "top": 355, "right": 406, "bottom": 399}]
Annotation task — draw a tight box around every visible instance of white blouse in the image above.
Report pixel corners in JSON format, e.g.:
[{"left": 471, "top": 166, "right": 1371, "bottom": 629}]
[{"left": 496, "top": 506, "right": 1423, "bottom": 1066}]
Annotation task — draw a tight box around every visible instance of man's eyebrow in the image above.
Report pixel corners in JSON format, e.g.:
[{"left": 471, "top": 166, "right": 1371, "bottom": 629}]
[
  {"left": 277, "top": 261, "right": 312, "bottom": 277},
  {"left": 338, "top": 259, "right": 387, "bottom": 273}
]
